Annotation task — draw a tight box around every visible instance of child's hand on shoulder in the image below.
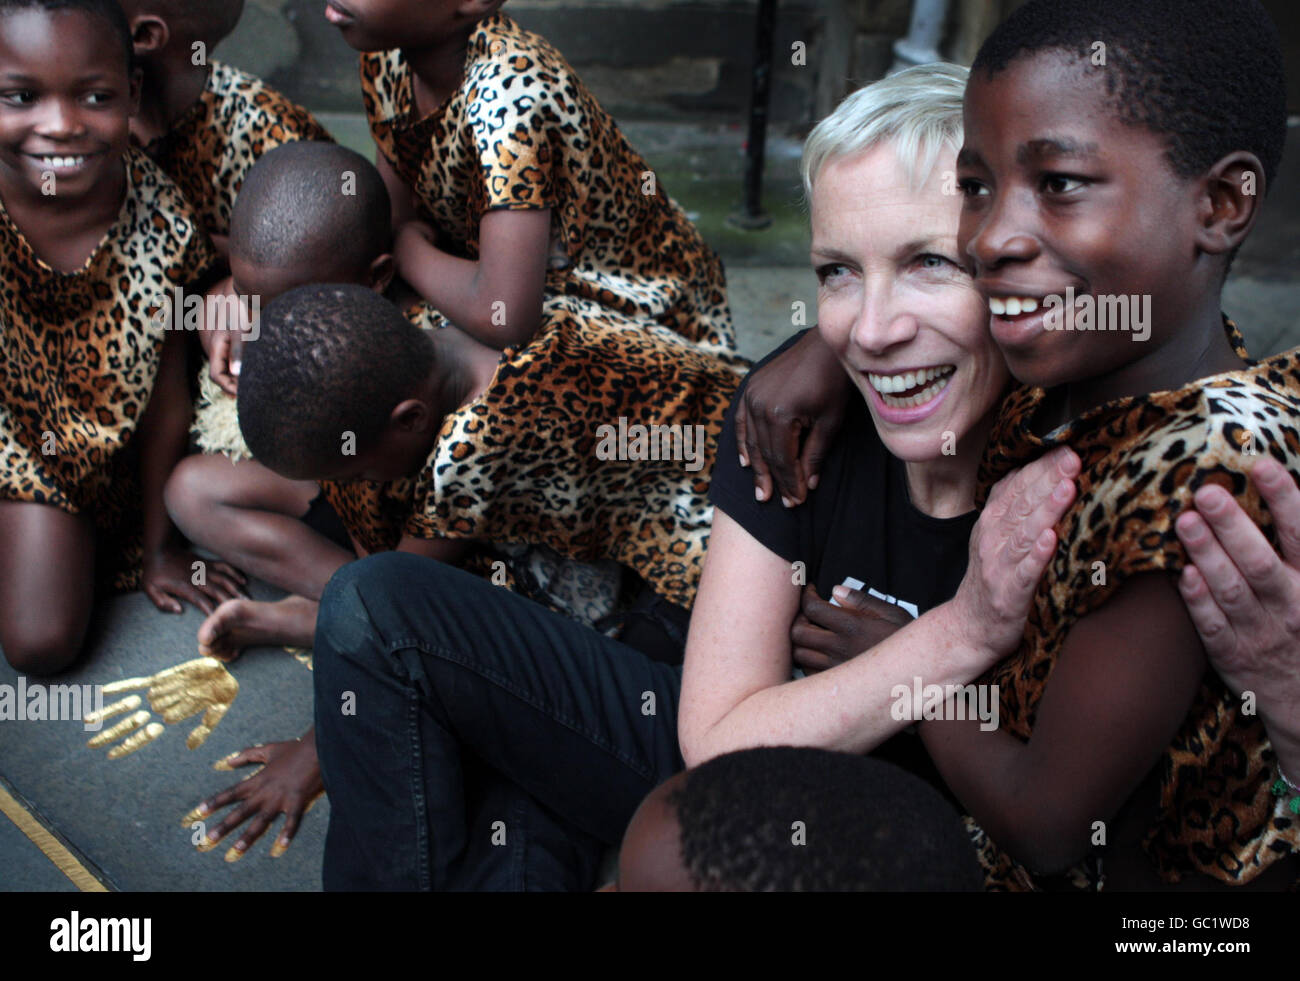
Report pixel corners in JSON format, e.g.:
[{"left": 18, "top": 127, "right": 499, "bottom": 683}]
[
  {"left": 143, "top": 543, "right": 246, "bottom": 616},
  {"left": 736, "top": 329, "right": 853, "bottom": 507}
]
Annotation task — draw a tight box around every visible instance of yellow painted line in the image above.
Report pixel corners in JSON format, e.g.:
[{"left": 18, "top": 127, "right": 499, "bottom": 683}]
[{"left": 0, "top": 782, "right": 108, "bottom": 892}]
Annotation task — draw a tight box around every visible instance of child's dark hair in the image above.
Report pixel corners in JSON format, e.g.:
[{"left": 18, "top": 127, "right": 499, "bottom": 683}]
[
  {"left": 0, "top": 0, "right": 133, "bottom": 72},
  {"left": 972, "top": 0, "right": 1286, "bottom": 190},
  {"left": 238, "top": 284, "right": 436, "bottom": 478},
  {"left": 230, "top": 141, "right": 392, "bottom": 276},
  {"left": 668, "top": 747, "right": 982, "bottom": 891}
]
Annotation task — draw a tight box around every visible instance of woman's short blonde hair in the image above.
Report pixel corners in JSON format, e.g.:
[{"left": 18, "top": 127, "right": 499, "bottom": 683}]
[{"left": 801, "top": 62, "right": 970, "bottom": 203}]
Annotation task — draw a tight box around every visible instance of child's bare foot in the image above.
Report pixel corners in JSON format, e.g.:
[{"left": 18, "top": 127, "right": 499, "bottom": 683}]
[{"left": 197, "top": 596, "right": 319, "bottom": 661}]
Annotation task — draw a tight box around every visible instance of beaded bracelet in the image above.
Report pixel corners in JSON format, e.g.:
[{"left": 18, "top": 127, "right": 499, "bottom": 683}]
[{"left": 1271, "top": 763, "right": 1300, "bottom": 815}]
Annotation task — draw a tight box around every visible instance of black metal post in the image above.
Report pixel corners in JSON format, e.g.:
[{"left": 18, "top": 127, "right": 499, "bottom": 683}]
[{"left": 729, "top": 0, "right": 778, "bottom": 230}]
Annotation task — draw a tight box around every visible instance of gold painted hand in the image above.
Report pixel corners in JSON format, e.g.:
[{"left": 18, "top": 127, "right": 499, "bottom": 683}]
[{"left": 85, "top": 657, "right": 239, "bottom": 759}]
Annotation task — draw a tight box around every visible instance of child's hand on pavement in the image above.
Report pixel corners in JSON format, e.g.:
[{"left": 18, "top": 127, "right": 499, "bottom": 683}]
[{"left": 186, "top": 734, "right": 324, "bottom": 862}]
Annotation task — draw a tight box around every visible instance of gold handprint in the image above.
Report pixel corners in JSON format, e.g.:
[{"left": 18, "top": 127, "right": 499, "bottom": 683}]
[{"left": 85, "top": 657, "right": 239, "bottom": 759}]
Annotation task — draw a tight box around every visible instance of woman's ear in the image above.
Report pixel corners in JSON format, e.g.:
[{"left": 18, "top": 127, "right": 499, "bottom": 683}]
[
  {"left": 1193, "top": 151, "right": 1265, "bottom": 257},
  {"left": 130, "top": 14, "right": 170, "bottom": 57},
  {"left": 368, "top": 253, "right": 396, "bottom": 295}
]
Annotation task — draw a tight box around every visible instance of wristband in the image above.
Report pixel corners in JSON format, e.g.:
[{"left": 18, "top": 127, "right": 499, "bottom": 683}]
[{"left": 1271, "top": 763, "right": 1300, "bottom": 815}]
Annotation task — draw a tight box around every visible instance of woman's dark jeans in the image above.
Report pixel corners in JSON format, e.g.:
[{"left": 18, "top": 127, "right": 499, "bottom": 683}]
[{"left": 313, "top": 552, "right": 686, "bottom": 891}]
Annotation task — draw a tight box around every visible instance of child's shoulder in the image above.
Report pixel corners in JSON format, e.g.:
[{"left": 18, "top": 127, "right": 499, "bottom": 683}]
[
  {"left": 201, "top": 59, "right": 331, "bottom": 142},
  {"left": 1095, "top": 346, "right": 1300, "bottom": 481},
  {"left": 124, "top": 145, "right": 207, "bottom": 238},
  {"left": 1057, "top": 346, "right": 1300, "bottom": 586},
  {"left": 119, "top": 147, "right": 215, "bottom": 281},
  {"left": 467, "top": 12, "right": 571, "bottom": 67},
  {"left": 361, "top": 14, "right": 589, "bottom": 132}
]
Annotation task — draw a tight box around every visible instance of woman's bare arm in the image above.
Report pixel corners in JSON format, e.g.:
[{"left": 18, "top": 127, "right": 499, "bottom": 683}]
[{"left": 680, "top": 447, "right": 1079, "bottom": 767}]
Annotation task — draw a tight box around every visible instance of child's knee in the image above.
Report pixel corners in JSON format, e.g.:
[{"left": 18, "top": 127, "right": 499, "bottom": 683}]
[
  {"left": 1, "top": 623, "right": 84, "bottom": 676},
  {"left": 164, "top": 454, "right": 221, "bottom": 530}
]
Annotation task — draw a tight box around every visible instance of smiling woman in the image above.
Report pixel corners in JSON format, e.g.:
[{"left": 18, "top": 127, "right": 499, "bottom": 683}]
[
  {"left": 678, "top": 62, "right": 1025, "bottom": 770},
  {"left": 807, "top": 139, "right": 1008, "bottom": 477}
]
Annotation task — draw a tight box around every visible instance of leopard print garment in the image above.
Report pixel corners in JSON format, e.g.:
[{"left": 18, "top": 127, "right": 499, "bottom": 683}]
[
  {"left": 139, "top": 59, "right": 333, "bottom": 239},
  {"left": 970, "top": 320, "right": 1300, "bottom": 889},
  {"left": 0, "top": 149, "right": 216, "bottom": 589},
  {"left": 322, "top": 294, "right": 748, "bottom": 609},
  {"left": 359, "top": 13, "right": 737, "bottom": 354}
]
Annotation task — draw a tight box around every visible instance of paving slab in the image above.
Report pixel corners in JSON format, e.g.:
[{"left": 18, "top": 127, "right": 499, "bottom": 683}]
[{"left": 0, "top": 582, "right": 325, "bottom": 893}]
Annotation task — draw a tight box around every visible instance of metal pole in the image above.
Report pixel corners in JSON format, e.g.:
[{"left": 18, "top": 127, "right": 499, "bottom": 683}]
[
  {"left": 890, "top": 0, "right": 950, "bottom": 73},
  {"left": 729, "top": 0, "right": 778, "bottom": 230}
]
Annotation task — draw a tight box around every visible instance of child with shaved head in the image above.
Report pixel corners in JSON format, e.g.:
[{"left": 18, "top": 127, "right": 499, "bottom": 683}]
[
  {"left": 165, "top": 141, "right": 446, "bottom": 648},
  {"left": 618, "top": 748, "right": 981, "bottom": 891}
]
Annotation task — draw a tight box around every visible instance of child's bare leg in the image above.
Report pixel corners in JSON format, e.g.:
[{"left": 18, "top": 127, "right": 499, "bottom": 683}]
[
  {"left": 165, "top": 454, "right": 351, "bottom": 598},
  {"left": 0, "top": 501, "right": 95, "bottom": 675},
  {"left": 165, "top": 455, "right": 355, "bottom": 660}
]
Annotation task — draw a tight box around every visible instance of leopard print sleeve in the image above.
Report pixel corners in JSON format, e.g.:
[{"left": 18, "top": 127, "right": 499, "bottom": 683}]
[
  {"left": 399, "top": 295, "right": 745, "bottom": 608},
  {"left": 355, "top": 19, "right": 738, "bottom": 353},
  {"left": 463, "top": 42, "right": 562, "bottom": 213}
]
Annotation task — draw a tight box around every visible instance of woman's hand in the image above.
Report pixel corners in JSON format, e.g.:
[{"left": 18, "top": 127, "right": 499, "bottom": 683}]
[
  {"left": 948, "top": 446, "right": 1080, "bottom": 662},
  {"left": 1175, "top": 457, "right": 1300, "bottom": 771},
  {"left": 734, "top": 329, "right": 853, "bottom": 507},
  {"left": 189, "top": 732, "right": 324, "bottom": 861},
  {"left": 142, "top": 544, "right": 245, "bottom": 615},
  {"left": 790, "top": 583, "right": 911, "bottom": 672}
]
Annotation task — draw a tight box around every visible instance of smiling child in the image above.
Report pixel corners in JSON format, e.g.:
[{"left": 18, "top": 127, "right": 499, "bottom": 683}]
[
  {"left": 0, "top": 0, "right": 242, "bottom": 674},
  {"left": 925, "top": 0, "right": 1300, "bottom": 889}
]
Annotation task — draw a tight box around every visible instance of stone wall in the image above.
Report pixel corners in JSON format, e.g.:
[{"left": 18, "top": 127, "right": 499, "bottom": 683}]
[
  {"left": 222, "top": 0, "right": 848, "bottom": 127},
  {"left": 219, "top": 1, "right": 1300, "bottom": 131}
]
